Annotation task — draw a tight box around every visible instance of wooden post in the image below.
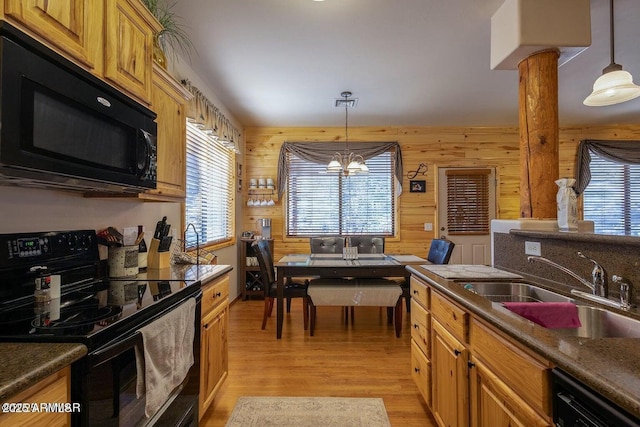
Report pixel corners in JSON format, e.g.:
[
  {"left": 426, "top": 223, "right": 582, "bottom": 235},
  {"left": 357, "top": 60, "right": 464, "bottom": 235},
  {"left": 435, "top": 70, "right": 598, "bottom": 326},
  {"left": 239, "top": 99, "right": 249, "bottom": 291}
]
[{"left": 518, "top": 49, "right": 560, "bottom": 219}]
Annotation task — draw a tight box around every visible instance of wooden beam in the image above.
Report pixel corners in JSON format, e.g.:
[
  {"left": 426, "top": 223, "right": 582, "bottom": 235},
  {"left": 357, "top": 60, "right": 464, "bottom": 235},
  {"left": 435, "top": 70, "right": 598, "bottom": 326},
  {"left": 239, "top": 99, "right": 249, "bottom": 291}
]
[{"left": 518, "top": 49, "right": 560, "bottom": 219}]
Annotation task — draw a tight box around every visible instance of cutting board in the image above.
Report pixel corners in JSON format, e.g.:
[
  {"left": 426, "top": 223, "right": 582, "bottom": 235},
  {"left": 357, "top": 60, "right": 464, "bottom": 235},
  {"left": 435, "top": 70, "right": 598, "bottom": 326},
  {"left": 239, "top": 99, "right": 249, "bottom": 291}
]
[{"left": 421, "top": 265, "right": 523, "bottom": 280}]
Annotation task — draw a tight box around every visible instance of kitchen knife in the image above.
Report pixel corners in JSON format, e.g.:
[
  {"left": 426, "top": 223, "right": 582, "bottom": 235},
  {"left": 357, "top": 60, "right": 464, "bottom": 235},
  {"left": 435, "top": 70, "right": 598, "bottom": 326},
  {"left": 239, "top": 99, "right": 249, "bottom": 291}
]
[
  {"left": 153, "top": 216, "right": 167, "bottom": 240},
  {"left": 158, "top": 236, "right": 173, "bottom": 252}
]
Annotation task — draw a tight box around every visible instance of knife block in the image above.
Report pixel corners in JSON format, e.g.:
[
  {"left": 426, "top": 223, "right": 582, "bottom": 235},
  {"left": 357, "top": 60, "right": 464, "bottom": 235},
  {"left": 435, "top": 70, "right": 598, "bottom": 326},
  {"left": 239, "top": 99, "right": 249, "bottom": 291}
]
[{"left": 147, "top": 238, "right": 170, "bottom": 269}]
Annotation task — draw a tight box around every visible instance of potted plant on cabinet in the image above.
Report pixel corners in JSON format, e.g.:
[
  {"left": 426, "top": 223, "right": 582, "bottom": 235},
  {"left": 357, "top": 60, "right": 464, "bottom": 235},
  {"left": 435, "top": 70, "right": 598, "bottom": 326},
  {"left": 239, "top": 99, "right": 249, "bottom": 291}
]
[{"left": 141, "top": 0, "right": 195, "bottom": 68}]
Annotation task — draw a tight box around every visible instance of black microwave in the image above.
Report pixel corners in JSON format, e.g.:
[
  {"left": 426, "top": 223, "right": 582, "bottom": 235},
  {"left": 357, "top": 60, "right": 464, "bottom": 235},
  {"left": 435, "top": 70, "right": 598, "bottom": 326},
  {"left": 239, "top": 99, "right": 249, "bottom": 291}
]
[{"left": 0, "top": 22, "right": 157, "bottom": 193}]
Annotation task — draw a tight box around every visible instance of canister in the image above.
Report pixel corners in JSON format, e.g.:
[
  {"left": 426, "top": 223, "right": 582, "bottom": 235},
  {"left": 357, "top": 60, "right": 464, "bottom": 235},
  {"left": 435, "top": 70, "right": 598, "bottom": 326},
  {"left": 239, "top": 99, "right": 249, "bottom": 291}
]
[{"left": 108, "top": 246, "right": 139, "bottom": 277}]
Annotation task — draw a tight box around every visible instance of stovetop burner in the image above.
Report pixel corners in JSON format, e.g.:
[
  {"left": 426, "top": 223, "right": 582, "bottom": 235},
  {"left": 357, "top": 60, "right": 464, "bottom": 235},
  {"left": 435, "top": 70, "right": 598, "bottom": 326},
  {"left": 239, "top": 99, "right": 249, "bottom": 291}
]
[
  {"left": 31, "top": 304, "right": 123, "bottom": 335},
  {"left": 0, "top": 229, "right": 199, "bottom": 350}
]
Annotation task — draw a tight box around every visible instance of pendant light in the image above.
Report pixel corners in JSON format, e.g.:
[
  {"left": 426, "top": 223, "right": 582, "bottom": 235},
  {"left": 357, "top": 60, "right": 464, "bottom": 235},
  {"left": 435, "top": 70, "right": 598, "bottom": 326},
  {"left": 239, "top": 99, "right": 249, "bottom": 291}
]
[
  {"left": 584, "top": 0, "right": 640, "bottom": 106},
  {"left": 326, "top": 91, "right": 368, "bottom": 175}
]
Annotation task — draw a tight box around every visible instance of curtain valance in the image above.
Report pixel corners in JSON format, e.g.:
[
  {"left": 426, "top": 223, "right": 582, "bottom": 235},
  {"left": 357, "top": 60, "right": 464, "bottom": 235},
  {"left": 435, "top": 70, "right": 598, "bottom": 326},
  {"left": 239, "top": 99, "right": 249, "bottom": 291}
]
[
  {"left": 574, "top": 139, "right": 640, "bottom": 195},
  {"left": 181, "top": 79, "right": 241, "bottom": 153},
  {"left": 277, "top": 141, "right": 403, "bottom": 198}
]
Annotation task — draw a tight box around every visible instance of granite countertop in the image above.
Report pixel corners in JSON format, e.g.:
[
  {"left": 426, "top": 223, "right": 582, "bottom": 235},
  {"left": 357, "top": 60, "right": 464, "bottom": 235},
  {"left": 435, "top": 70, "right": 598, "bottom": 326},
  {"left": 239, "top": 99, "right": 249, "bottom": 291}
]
[
  {"left": 0, "top": 264, "right": 232, "bottom": 403},
  {"left": 0, "top": 342, "right": 87, "bottom": 402},
  {"left": 142, "top": 263, "right": 232, "bottom": 285},
  {"left": 407, "top": 265, "right": 640, "bottom": 419}
]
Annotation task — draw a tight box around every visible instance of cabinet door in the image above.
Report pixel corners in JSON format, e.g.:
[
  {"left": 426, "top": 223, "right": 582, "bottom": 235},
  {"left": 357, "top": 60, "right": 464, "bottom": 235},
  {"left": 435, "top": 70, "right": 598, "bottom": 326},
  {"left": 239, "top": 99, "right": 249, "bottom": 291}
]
[
  {"left": 470, "top": 356, "right": 552, "bottom": 427},
  {"left": 0, "top": 366, "right": 70, "bottom": 427},
  {"left": 432, "top": 319, "right": 469, "bottom": 427},
  {"left": 199, "top": 300, "right": 229, "bottom": 419},
  {"left": 147, "top": 66, "right": 187, "bottom": 200},
  {"left": 104, "top": 0, "right": 156, "bottom": 104},
  {"left": 3, "top": 0, "right": 100, "bottom": 70}
]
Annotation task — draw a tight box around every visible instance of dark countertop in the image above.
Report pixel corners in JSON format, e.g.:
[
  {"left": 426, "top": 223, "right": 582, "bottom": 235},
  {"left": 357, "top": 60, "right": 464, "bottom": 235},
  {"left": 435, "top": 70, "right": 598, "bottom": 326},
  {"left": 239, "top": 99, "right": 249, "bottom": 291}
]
[
  {"left": 0, "top": 264, "right": 232, "bottom": 403},
  {"left": 0, "top": 342, "right": 87, "bottom": 401},
  {"left": 407, "top": 265, "right": 640, "bottom": 419}
]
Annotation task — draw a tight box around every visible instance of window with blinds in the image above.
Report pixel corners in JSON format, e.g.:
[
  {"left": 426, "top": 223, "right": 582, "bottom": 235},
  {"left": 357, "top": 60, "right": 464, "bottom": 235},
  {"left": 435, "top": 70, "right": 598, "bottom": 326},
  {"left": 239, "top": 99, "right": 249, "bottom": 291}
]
[
  {"left": 185, "top": 121, "right": 235, "bottom": 248},
  {"left": 285, "top": 150, "right": 396, "bottom": 237},
  {"left": 446, "top": 169, "right": 490, "bottom": 235},
  {"left": 583, "top": 155, "right": 640, "bottom": 236}
]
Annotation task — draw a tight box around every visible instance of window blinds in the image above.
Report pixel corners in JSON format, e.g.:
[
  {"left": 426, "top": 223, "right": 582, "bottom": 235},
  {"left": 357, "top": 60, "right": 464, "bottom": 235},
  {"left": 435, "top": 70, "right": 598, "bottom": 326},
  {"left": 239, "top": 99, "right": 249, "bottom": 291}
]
[
  {"left": 583, "top": 155, "right": 640, "bottom": 236},
  {"left": 286, "top": 150, "right": 396, "bottom": 237},
  {"left": 185, "top": 122, "right": 235, "bottom": 247},
  {"left": 446, "top": 169, "right": 490, "bottom": 235}
]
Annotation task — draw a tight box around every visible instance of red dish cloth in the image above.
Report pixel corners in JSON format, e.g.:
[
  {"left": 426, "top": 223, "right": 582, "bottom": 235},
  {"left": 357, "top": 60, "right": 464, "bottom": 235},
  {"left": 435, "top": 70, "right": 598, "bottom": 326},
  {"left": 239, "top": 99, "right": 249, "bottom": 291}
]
[{"left": 503, "top": 302, "right": 582, "bottom": 329}]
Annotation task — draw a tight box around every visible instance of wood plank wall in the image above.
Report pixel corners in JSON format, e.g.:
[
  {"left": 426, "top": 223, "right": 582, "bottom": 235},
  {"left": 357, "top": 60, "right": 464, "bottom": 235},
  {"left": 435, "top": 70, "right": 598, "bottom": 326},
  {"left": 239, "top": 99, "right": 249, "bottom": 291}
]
[{"left": 243, "top": 125, "right": 640, "bottom": 259}]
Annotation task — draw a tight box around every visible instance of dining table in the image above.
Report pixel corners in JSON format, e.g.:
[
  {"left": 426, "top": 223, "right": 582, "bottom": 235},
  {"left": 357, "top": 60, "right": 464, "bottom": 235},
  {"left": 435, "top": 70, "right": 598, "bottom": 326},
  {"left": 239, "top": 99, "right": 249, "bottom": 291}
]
[{"left": 273, "top": 253, "right": 427, "bottom": 339}]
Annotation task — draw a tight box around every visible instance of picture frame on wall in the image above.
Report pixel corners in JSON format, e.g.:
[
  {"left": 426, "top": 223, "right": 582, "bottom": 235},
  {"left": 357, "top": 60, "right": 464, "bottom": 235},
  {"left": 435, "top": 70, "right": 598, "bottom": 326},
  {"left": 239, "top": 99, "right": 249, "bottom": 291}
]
[
  {"left": 410, "top": 180, "right": 426, "bottom": 193},
  {"left": 237, "top": 163, "right": 243, "bottom": 192}
]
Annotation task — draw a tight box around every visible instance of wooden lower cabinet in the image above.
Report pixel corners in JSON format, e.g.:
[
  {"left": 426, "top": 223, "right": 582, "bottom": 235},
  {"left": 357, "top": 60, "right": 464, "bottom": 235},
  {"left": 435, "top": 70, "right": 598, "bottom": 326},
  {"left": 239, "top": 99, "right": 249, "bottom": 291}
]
[
  {"left": 199, "top": 274, "right": 230, "bottom": 419},
  {"left": 410, "top": 275, "right": 553, "bottom": 427},
  {"left": 0, "top": 366, "right": 71, "bottom": 427},
  {"left": 470, "top": 356, "right": 551, "bottom": 427},
  {"left": 431, "top": 319, "right": 469, "bottom": 427}
]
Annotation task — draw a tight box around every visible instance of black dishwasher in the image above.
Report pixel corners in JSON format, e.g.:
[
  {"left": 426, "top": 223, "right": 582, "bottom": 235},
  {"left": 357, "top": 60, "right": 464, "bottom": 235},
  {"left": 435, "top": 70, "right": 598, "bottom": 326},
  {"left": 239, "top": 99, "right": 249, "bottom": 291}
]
[{"left": 552, "top": 368, "right": 640, "bottom": 427}]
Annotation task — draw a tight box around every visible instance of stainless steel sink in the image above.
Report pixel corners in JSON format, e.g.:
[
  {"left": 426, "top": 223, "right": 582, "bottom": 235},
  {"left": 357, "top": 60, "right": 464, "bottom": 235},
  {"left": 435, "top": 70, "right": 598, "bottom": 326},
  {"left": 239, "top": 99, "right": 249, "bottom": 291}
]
[
  {"left": 459, "top": 282, "right": 575, "bottom": 303},
  {"left": 553, "top": 305, "right": 640, "bottom": 339},
  {"left": 459, "top": 282, "right": 640, "bottom": 338}
]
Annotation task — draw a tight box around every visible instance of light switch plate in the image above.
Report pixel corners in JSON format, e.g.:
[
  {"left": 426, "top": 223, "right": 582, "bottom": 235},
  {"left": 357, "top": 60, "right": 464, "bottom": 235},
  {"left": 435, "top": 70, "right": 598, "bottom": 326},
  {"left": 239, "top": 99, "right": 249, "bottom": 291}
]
[
  {"left": 424, "top": 223, "right": 433, "bottom": 231},
  {"left": 525, "top": 241, "right": 541, "bottom": 256}
]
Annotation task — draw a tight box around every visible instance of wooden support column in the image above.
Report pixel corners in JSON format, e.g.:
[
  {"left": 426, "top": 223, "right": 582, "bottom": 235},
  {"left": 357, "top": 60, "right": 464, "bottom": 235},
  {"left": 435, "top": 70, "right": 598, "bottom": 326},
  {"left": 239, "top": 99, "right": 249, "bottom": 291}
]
[{"left": 518, "top": 49, "right": 560, "bottom": 219}]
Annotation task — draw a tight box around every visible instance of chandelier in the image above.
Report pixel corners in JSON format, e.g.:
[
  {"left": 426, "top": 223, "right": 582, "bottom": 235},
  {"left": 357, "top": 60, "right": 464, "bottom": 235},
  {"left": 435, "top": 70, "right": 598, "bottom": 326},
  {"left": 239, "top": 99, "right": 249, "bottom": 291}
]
[{"left": 326, "top": 91, "right": 369, "bottom": 175}]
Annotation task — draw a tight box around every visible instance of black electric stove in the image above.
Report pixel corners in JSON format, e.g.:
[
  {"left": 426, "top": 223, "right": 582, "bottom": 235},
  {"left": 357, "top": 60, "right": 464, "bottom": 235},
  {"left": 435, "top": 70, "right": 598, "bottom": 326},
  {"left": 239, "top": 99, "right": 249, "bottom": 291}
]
[{"left": 0, "top": 230, "right": 202, "bottom": 426}]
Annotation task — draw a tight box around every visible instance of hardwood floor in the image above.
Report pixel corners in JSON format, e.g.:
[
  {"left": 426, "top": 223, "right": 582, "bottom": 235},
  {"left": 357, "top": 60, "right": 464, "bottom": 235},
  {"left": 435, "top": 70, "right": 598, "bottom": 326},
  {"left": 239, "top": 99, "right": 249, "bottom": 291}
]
[{"left": 200, "top": 298, "right": 436, "bottom": 426}]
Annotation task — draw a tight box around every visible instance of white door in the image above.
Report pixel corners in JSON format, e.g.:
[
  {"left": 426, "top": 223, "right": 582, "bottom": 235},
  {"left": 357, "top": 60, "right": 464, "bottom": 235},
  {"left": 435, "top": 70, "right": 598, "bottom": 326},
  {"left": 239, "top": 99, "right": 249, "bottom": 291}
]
[{"left": 437, "top": 167, "right": 496, "bottom": 265}]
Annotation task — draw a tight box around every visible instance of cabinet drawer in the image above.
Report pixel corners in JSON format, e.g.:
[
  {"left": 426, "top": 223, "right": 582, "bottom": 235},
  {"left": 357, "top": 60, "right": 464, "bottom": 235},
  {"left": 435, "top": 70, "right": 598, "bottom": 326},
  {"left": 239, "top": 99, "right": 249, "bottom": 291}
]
[
  {"left": 470, "top": 318, "right": 552, "bottom": 417},
  {"left": 410, "top": 299, "right": 430, "bottom": 357},
  {"left": 431, "top": 292, "right": 468, "bottom": 343},
  {"left": 411, "top": 340, "right": 432, "bottom": 408},
  {"left": 202, "top": 275, "right": 230, "bottom": 316},
  {"left": 409, "top": 277, "right": 429, "bottom": 308}
]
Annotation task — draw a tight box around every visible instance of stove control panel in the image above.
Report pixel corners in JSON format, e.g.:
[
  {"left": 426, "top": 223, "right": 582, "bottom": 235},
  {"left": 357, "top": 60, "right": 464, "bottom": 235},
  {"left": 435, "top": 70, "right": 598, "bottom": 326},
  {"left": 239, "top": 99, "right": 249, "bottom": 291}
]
[{"left": 1, "top": 230, "right": 97, "bottom": 264}]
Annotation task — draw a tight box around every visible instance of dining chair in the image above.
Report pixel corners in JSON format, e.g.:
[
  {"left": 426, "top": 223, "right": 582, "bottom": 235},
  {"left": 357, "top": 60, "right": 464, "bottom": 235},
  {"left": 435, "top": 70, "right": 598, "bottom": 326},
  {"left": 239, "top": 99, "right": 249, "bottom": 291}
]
[
  {"left": 347, "top": 236, "right": 385, "bottom": 254},
  {"left": 345, "top": 236, "right": 388, "bottom": 321},
  {"left": 253, "top": 239, "right": 309, "bottom": 330},
  {"left": 401, "top": 238, "right": 455, "bottom": 311},
  {"left": 310, "top": 236, "right": 345, "bottom": 253}
]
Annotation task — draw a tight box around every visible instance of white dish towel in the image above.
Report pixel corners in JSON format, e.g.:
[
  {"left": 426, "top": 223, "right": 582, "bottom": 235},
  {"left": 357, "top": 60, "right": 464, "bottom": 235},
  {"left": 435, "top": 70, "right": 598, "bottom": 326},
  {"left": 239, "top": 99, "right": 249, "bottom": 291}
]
[{"left": 135, "top": 297, "right": 196, "bottom": 418}]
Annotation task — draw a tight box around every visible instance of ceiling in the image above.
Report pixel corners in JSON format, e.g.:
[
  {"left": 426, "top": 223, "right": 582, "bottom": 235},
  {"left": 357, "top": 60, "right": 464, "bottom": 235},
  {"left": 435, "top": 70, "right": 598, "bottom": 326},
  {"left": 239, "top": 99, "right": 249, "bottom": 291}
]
[{"left": 171, "top": 0, "right": 640, "bottom": 128}]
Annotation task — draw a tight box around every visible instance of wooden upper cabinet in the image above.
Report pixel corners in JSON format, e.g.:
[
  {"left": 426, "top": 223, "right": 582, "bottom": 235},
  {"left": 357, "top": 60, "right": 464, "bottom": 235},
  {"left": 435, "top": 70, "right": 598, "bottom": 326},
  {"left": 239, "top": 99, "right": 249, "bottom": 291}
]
[
  {"left": 143, "top": 64, "right": 191, "bottom": 201},
  {"left": 2, "top": 0, "right": 102, "bottom": 70},
  {"left": 103, "top": 0, "right": 161, "bottom": 105}
]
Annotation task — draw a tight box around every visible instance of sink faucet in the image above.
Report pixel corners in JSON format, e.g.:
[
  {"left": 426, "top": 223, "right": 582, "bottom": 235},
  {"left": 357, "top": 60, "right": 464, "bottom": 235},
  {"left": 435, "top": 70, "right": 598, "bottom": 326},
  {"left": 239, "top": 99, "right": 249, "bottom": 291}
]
[
  {"left": 527, "top": 254, "right": 607, "bottom": 296},
  {"left": 577, "top": 252, "right": 608, "bottom": 297}
]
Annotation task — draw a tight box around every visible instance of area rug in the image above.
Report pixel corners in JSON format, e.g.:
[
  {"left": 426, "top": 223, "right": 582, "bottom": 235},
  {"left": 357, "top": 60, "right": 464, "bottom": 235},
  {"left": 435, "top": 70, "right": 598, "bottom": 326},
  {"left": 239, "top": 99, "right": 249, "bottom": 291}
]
[{"left": 225, "top": 396, "right": 392, "bottom": 427}]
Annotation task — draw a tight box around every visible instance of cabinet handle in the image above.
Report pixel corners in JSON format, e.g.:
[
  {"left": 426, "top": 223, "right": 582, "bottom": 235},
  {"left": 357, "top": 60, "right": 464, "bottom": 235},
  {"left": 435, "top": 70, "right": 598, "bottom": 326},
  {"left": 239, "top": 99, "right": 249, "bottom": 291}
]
[
  {"left": 203, "top": 323, "right": 209, "bottom": 329},
  {"left": 468, "top": 361, "right": 476, "bottom": 369},
  {"left": 214, "top": 292, "right": 222, "bottom": 298},
  {"left": 414, "top": 367, "right": 420, "bottom": 373},
  {"left": 454, "top": 349, "right": 461, "bottom": 356},
  {"left": 413, "top": 290, "right": 419, "bottom": 295},
  {"left": 413, "top": 323, "right": 419, "bottom": 329}
]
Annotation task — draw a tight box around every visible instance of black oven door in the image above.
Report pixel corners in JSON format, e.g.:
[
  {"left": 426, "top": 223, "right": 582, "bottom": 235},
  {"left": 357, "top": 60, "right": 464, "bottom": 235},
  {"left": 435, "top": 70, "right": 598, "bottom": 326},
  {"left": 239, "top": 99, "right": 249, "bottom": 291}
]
[
  {"left": 72, "top": 298, "right": 201, "bottom": 427},
  {"left": 0, "top": 23, "right": 157, "bottom": 190}
]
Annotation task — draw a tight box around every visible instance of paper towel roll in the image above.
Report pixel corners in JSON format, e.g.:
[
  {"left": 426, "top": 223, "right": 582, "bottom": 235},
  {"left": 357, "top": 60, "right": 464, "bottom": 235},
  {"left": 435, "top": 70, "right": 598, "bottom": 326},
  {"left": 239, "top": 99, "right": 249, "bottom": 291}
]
[{"left": 50, "top": 275, "right": 61, "bottom": 299}]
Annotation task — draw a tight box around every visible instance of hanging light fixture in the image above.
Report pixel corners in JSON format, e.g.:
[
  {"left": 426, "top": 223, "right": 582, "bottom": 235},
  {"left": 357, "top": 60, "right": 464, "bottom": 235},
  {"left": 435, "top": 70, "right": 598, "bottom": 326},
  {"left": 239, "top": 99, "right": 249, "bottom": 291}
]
[
  {"left": 326, "top": 91, "right": 369, "bottom": 175},
  {"left": 584, "top": 0, "right": 640, "bottom": 106}
]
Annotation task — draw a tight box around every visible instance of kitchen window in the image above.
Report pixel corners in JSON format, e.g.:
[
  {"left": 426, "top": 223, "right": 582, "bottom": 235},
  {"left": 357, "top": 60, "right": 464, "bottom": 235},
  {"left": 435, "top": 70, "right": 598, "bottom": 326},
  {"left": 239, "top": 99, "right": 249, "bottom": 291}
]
[
  {"left": 284, "top": 149, "right": 397, "bottom": 237},
  {"left": 185, "top": 121, "right": 235, "bottom": 247},
  {"left": 582, "top": 154, "right": 640, "bottom": 236}
]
